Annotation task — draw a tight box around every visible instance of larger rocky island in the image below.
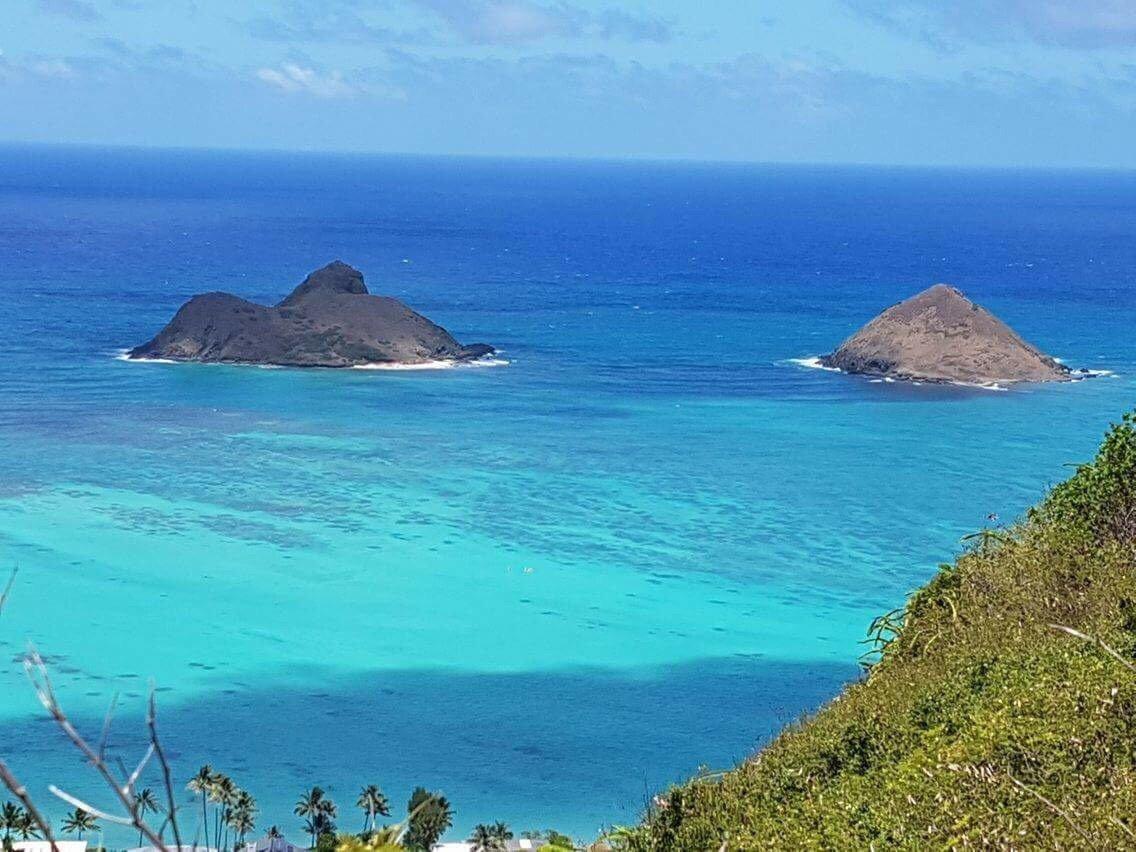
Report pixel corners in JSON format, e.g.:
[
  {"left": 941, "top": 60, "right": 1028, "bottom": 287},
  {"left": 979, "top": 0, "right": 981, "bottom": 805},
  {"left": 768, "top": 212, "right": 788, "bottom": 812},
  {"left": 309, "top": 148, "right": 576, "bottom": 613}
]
[
  {"left": 820, "top": 283, "right": 1073, "bottom": 385},
  {"left": 128, "top": 262, "right": 495, "bottom": 368}
]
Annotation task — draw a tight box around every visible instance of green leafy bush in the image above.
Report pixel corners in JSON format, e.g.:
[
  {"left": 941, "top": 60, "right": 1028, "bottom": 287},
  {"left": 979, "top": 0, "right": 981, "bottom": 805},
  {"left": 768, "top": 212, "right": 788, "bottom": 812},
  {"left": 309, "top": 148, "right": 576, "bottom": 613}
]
[{"left": 634, "top": 413, "right": 1136, "bottom": 850}]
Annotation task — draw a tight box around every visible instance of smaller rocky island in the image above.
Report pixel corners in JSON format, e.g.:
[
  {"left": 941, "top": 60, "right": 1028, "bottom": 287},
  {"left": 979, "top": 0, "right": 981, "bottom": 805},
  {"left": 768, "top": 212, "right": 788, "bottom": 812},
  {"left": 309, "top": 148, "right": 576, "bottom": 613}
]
[
  {"left": 128, "top": 261, "right": 495, "bottom": 368},
  {"left": 820, "top": 284, "right": 1074, "bottom": 386}
]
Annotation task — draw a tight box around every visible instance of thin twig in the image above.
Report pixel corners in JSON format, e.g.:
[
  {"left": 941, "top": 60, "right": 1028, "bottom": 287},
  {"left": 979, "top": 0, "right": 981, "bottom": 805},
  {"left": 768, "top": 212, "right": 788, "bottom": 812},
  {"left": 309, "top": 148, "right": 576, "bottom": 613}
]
[
  {"left": 98, "top": 693, "right": 119, "bottom": 762},
  {"left": 1050, "top": 624, "right": 1136, "bottom": 675},
  {"left": 1008, "top": 774, "right": 1095, "bottom": 847},
  {"left": 23, "top": 646, "right": 170, "bottom": 851},
  {"left": 49, "top": 786, "right": 134, "bottom": 825},
  {"left": 125, "top": 744, "right": 156, "bottom": 794},
  {"left": 149, "top": 689, "right": 184, "bottom": 850},
  {"left": 0, "top": 759, "right": 60, "bottom": 852},
  {"left": 0, "top": 567, "right": 16, "bottom": 616},
  {"left": 1110, "top": 816, "right": 1136, "bottom": 840}
]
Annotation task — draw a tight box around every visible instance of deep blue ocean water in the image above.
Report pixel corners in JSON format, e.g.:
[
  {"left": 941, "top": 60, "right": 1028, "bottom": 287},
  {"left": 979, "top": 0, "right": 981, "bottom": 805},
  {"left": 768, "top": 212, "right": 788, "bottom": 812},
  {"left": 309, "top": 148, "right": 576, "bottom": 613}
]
[{"left": 0, "top": 145, "right": 1134, "bottom": 844}]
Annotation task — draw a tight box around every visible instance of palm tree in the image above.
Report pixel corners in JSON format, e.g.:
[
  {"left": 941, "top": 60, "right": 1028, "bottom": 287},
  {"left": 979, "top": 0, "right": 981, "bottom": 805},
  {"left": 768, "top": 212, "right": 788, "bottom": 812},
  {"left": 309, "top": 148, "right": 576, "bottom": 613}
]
[
  {"left": 468, "top": 824, "right": 498, "bottom": 852},
  {"left": 227, "top": 791, "right": 257, "bottom": 849},
  {"left": 295, "top": 787, "right": 334, "bottom": 850},
  {"left": 187, "top": 765, "right": 216, "bottom": 847},
  {"left": 135, "top": 789, "right": 161, "bottom": 845},
  {"left": 223, "top": 782, "right": 243, "bottom": 851},
  {"left": 61, "top": 808, "right": 98, "bottom": 840},
  {"left": 404, "top": 789, "right": 453, "bottom": 852},
  {"left": 13, "top": 811, "right": 39, "bottom": 841},
  {"left": 210, "top": 774, "right": 239, "bottom": 850},
  {"left": 356, "top": 786, "right": 390, "bottom": 835},
  {"left": 1, "top": 803, "right": 23, "bottom": 842},
  {"left": 469, "top": 822, "right": 513, "bottom": 852},
  {"left": 267, "top": 825, "right": 282, "bottom": 839},
  {"left": 492, "top": 822, "right": 513, "bottom": 847}
]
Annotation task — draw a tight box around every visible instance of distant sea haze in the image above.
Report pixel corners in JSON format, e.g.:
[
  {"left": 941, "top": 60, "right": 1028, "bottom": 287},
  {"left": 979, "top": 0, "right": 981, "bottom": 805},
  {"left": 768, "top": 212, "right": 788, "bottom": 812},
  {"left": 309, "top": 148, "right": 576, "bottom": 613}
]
[{"left": 0, "top": 145, "right": 1132, "bottom": 841}]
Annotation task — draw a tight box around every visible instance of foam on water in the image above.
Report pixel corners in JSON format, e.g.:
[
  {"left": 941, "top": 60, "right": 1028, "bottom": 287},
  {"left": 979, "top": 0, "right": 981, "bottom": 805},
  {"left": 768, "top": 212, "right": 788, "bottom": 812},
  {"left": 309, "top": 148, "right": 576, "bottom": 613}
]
[
  {"left": 116, "top": 349, "right": 510, "bottom": 371},
  {"left": 352, "top": 356, "right": 511, "bottom": 370},
  {"left": 786, "top": 355, "right": 841, "bottom": 372},
  {"left": 787, "top": 355, "right": 1104, "bottom": 393}
]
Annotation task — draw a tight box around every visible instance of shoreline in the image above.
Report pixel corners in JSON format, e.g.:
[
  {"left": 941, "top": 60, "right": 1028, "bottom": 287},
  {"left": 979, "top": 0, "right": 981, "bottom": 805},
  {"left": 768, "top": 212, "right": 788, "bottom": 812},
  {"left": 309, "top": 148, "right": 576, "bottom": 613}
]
[
  {"left": 113, "top": 349, "right": 510, "bottom": 371},
  {"left": 787, "top": 355, "right": 1114, "bottom": 392}
]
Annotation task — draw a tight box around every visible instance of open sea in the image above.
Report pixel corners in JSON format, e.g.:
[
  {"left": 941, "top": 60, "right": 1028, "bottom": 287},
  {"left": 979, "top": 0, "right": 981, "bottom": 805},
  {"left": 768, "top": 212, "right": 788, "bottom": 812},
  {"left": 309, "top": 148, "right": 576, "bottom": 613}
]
[{"left": 0, "top": 145, "right": 1133, "bottom": 844}]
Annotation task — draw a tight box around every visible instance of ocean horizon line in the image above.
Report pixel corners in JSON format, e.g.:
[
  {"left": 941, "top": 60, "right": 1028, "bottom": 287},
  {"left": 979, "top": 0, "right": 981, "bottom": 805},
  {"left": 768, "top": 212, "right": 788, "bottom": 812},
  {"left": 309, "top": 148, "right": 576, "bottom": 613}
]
[{"left": 3, "top": 139, "right": 1136, "bottom": 175}]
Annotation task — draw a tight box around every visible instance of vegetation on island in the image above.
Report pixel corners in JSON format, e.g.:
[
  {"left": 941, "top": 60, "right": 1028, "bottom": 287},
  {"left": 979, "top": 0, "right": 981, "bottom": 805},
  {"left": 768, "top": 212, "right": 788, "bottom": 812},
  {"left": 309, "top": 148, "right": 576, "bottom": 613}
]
[{"left": 621, "top": 412, "right": 1136, "bottom": 849}]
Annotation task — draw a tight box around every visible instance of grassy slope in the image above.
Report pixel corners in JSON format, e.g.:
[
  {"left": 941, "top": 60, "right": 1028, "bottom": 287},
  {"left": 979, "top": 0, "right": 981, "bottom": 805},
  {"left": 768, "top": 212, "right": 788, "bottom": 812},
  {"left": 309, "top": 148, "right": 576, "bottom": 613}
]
[{"left": 632, "top": 414, "right": 1136, "bottom": 850}]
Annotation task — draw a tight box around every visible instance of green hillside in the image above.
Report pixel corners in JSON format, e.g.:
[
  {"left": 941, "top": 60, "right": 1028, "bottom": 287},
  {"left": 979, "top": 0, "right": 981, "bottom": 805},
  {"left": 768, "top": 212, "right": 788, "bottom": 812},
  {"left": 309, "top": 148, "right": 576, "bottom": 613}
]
[{"left": 629, "top": 413, "right": 1136, "bottom": 850}]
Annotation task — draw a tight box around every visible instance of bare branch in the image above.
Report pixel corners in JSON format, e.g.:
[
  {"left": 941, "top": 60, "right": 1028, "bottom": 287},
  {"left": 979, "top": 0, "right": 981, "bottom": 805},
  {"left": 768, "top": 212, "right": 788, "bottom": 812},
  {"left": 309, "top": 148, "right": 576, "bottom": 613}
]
[
  {"left": 22, "top": 645, "right": 171, "bottom": 851},
  {"left": 3, "top": 570, "right": 177, "bottom": 852},
  {"left": 1008, "top": 774, "right": 1094, "bottom": 846},
  {"left": 0, "top": 759, "right": 59, "bottom": 852},
  {"left": 0, "top": 567, "right": 15, "bottom": 616},
  {"left": 98, "top": 693, "right": 120, "bottom": 762},
  {"left": 1050, "top": 624, "right": 1136, "bottom": 675},
  {"left": 1111, "top": 816, "right": 1136, "bottom": 840},
  {"left": 49, "top": 786, "right": 135, "bottom": 825},
  {"left": 126, "top": 744, "right": 156, "bottom": 794},
  {"left": 148, "top": 689, "right": 184, "bottom": 850}
]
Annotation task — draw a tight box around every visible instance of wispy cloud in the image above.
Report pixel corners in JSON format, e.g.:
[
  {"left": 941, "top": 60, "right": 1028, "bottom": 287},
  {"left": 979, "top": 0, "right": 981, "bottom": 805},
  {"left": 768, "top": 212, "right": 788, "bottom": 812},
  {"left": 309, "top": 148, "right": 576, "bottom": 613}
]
[
  {"left": 36, "top": 0, "right": 102, "bottom": 22},
  {"left": 244, "top": 0, "right": 674, "bottom": 46},
  {"left": 92, "top": 37, "right": 215, "bottom": 71},
  {"left": 28, "top": 58, "right": 78, "bottom": 78},
  {"left": 413, "top": 0, "right": 584, "bottom": 43},
  {"left": 255, "top": 63, "right": 360, "bottom": 98},
  {"left": 0, "top": 51, "right": 96, "bottom": 81},
  {"left": 0, "top": 42, "right": 216, "bottom": 85},
  {"left": 593, "top": 8, "right": 672, "bottom": 42},
  {"left": 243, "top": 1, "right": 435, "bottom": 46},
  {"left": 412, "top": 0, "right": 673, "bottom": 44},
  {"left": 846, "top": 0, "right": 1136, "bottom": 49}
]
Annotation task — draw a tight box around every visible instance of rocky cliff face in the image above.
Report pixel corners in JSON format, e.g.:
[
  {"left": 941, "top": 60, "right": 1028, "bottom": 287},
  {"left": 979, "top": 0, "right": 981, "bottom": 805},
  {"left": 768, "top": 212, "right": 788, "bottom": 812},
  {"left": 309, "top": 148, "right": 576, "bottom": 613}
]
[
  {"left": 129, "top": 261, "right": 494, "bottom": 368},
  {"left": 821, "top": 284, "right": 1071, "bottom": 385}
]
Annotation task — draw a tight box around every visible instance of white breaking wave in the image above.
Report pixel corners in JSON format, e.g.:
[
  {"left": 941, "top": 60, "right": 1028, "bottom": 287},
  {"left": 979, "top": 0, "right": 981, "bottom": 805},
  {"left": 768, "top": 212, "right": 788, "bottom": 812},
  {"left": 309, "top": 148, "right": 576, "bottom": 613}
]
[
  {"left": 113, "top": 349, "right": 178, "bottom": 364},
  {"left": 115, "top": 350, "right": 510, "bottom": 371},
  {"left": 352, "top": 356, "right": 510, "bottom": 371},
  {"left": 955, "top": 381, "right": 1009, "bottom": 392},
  {"left": 786, "top": 356, "right": 841, "bottom": 373},
  {"left": 787, "top": 354, "right": 1010, "bottom": 391}
]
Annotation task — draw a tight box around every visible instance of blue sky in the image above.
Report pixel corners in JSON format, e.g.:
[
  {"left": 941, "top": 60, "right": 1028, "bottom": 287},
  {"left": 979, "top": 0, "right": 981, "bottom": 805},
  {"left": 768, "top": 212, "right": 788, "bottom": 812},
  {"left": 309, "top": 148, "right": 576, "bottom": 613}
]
[{"left": 2, "top": 0, "right": 1135, "bottom": 165}]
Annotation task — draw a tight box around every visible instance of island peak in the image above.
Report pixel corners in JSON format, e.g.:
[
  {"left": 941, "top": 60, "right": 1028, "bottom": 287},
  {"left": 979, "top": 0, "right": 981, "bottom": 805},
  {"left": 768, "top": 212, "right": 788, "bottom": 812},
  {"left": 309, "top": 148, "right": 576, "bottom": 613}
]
[
  {"left": 279, "top": 261, "right": 368, "bottom": 307},
  {"left": 820, "top": 284, "right": 1072, "bottom": 385}
]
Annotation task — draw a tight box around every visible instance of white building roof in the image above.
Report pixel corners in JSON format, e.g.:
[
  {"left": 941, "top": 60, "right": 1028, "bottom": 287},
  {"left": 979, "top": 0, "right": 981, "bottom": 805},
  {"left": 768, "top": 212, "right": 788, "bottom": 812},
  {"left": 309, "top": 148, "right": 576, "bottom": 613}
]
[
  {"left": 13, "top": 843, "right": 88, "bottom": 852},
  {"left": 433, "top": 841, "right": 544, "bottom": 851}
]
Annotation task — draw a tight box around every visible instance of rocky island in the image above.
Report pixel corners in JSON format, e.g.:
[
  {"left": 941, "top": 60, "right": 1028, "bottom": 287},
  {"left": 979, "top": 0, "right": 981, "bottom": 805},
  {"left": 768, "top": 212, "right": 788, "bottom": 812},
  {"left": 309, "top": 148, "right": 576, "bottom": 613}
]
[
  {"left": 820, "top": 283, "right": 1072, "bottom": 385},
  {"left": 128, "top": 261, "right": 495, "bottom": 368}
]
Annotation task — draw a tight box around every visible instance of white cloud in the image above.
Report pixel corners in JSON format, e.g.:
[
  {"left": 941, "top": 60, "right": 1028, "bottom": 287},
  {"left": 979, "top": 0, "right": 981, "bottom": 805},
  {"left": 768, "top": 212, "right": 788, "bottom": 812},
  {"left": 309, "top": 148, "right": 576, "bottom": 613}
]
[
  {"left": 411, "top": 0, "right": 672, "bottom": 45},
  {"left": 255, "top": 63, "right": 357, "bottom": 98},
  {"left": 35, "top": 0, "right": 102, "bottom": 22},
  {"left": 847, "top": 0, "right": 1136, "bottom": 49},
  {"left": 30, "top": 59, "right": 77, "bottom": 78}
]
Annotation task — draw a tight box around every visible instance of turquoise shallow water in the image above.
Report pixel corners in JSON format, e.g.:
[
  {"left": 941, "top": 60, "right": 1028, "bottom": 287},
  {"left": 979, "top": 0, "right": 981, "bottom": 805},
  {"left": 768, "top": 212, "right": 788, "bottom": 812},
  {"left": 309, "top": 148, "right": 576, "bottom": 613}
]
[{"left": 0, "top": 147, "right": 1134, "bottom": 842}]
